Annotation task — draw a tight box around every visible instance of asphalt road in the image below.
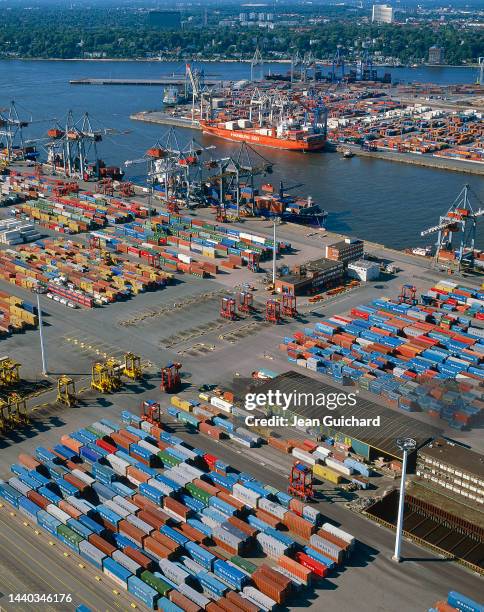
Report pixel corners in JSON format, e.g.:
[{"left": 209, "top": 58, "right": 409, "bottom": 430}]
[{"left": 0, "top": 506, "right": 143, "bottom": 612}]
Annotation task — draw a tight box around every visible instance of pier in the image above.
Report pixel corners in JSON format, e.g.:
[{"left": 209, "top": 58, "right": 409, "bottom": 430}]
[
  {"left": 130, "top": 111, "right": 201, "bottom": 130},
  {"left": 70, "top": 77, "right": 224, "bottom": 87}
]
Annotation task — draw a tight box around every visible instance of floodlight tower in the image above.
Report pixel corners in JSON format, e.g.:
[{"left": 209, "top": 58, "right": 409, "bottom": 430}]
[{"left": 392, "top": 437, "right": 416, "bottom": 563}]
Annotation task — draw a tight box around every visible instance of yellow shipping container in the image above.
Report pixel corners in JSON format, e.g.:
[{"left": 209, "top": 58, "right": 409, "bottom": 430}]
[
  {"left": 199, "top": 392, "right": 210, "bottom": 401},
  {"left": 313, "top": 464, "right": 342, "bottom": 484},
  {"left": 178, "top": 400, "right": 192, "bottom": 413},
  {"left": 171, "top": 396, "right": 183, "bottom": 408}
]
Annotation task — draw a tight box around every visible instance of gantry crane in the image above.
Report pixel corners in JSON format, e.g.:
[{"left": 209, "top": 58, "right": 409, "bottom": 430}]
[
  {"left": 141, "top": 400, "right": 162, "bottom": 426},
  {"left": 123, "top": 352, "right": 143, "bottom": 380},
  {"left": 220, "top": 297, "right": 237, "bottom": 320},
  {"left": 0, "top": 357, "right": 21, "bottom": 388},
  {"left": 420, "top": 184, "right": 484, "bottom": 270},
  {"left": 398, "top": 285, "right": 417, "bottom": 306},
  {"left": 56, "top": 376, "right": 77, "bottom": 407},
  {"left": 288, "top": 462, "right": 314, "bottom": 502},
  {"left": 281, "top": 293, "right": 298, "bottom": 318},
  {"left": 91, "top": 359, "right": 122, "bottom": 393},
  {"left": 266, "top": 300, "right": 281, "bottom": 324},
  {"left": 4, "top": 393, "right": 29, "bottom": 429},
  {"left": 238, "top": 291, "right": 254, "bottom": 314},
  {"left": 0, "top": 101, "right": 36, "bottom": 162},
  {"left": 250, "top": 47, "right": 264, "bottom": 82},
  {"left": 160, "top": 363, "right": 182, "bottom": 393},
  {"left": 331, "top": 45, "right": 346, "bottom": 82}
]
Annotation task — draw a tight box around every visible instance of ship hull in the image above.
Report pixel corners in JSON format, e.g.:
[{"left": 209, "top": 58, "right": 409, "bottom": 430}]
[{"left": 200, "top": 123, "right": 326, "bottom": 152}]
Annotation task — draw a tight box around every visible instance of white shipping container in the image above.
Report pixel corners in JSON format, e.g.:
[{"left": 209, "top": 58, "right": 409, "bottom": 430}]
[
  {"left": 8, "top": 477, "right": 32, "bottom": 495},
  {"left": 243, "top": 586, "right": 276, "bottom": 611},
  {"left": 325, "top": 457, "right": 353, "bottom": 476},
  {"left": 45, "top": 504, "right": 70, "bottom": 524},
  {"left": 138, "top": 440, "right": 160, "bottom": 456},
  {"left": 105, "top": 500, "right": 130, "bottom": 518},
  {"left": 140, "top": 420, "right": 153, "bottom": 433},
  {"left": 232, "top": 483, "right": 260, "bottom": 507},
  {"left": 322, "top": 522, "right": 356, "bottom": 548},
  {"left": 147, "top": 478, "right": 172, "bottom": 496},
  {"left": 315, "top": 446, "right": 331, "bottom": 457},
  {"left": 210, "top": 396, "right": 233, "bottom": 413},
  {"left": 126, "top": 514, "right": 153, "bottom": 534},
  {"left": 159, "top": 558, "right": 189, "bottom": 585},
  {"left": 70, "top": 468, "right": 96, "bottom": 486},
  {"left": 178, "top": 583, "right": 211, "bottom": 608},
  {"left": 113, "top": 496, "right": 138, "bottom": 515},
  {"left": 106, "top": 455, "right": 129, "bottom": 476},
  {"left": 103, "top": 568, "right": 128, "bottom": 590},
  {"left": 66, "top": 496, "right": 94, "bottom": 514},
  {"left": 181, "top": 557, "right": 206, "bottom": 575},
  {"left": 292, "top": 448, "right": 317, "bottom": 466},
  {"left": 257, "top": 497, "right": 287, "bottom": 520}
]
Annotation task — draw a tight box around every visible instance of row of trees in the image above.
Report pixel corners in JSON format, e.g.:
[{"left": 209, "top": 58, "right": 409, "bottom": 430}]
[{"left": 0, "top": 8, "right": 482, "bottom": 64}]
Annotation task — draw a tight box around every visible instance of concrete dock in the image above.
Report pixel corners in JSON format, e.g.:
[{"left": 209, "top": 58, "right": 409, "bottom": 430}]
[
  {"left": 130, "top": 110, "right": 201, "bottom": 130},
  {"left": 71, "top": 77, "right": 224, "bottom": 87}
]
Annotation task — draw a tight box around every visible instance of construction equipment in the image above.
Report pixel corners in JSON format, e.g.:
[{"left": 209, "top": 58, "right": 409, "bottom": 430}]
[
  {"left": 91, "top": 359, "right": 122, "bottom": 393},
  {"left": 5, "top": 393, "right": 29, "bottom": 428},
  {"left": 220, "top": 297, "right": 237, "bottom": 320},
  {"left": 123, "top": 352, "right": 143, "bottom": 381},
  {"left": 288, "top": 462, "right": 314, "bottom": 502},
  {"left": 0, "top": 357, "right": 21, "bottom": 388},
  {"left": 56, "top": 376, "right": 76, "bottom": 407},
  {"left": 141, "top": 400, "right": 162, "bottom": 425},
  {"left": 421, "top": 184, "right": 484, "bottom": 270},
  {"left": 238, "top": 291, "right": 254, "bottom": 314},
  {"left": 281, "top": 293, "right": 298, "bottom": 317},
  {"left": 265, "top": 300, "right": 281, "bottom": 324},
  {"left": 160, "top": 362, "right": 182, "bottom": 393},
  {"left": 398, "top": 284, "right": 417, "bottom": 306}
]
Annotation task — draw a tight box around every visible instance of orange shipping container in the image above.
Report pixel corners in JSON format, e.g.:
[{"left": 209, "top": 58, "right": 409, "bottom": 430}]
[{"left": 278, "top": 554, "right": 312, "bottom": 584}]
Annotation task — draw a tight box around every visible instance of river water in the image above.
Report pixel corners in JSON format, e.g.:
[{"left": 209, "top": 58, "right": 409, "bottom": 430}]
[{"left": 1, "top": 60, "right": 483, "bottom": 249}]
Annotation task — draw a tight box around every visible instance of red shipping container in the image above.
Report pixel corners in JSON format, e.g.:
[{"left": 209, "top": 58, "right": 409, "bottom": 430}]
[
  {"left": 216, "top": 490, "right": 246, "bottom": 512},
  {"left": 118, "top": 520, "right": 147, "bottom": 547},
  {"left": 251, "top": 569, "right": 287, "bottom": 604},
  {"left": 227, "top": 516, "right": 257, "bottom": 537},
  {"left": 143, "top": 536, "right": 173, "bottom": 559},
  {"left": 206, "top": 603, "right": 226, "bottom": 612},
  {"left": 163, "top": 497, "right": 190, "bottom": 520},
  {"left": 138, "top": 508, "right": 171, "bottom": 530},
  {"left": 255, "top": 509, "right": 282, "bottom": 529},
  {"left": 226, "top": 591, "right": 259, "bottom": 612},
  {"left": 213, "top": 536, "right": 238, "bottom": 556},
  {"left": 295, "top": 551, "right": 328, "bottom": 578},
  {"left": 58, "top": 500, "right": 82, "bottom": 519},
  {"left": 178, "top": 522, "right": 209, "bottom": 544},
  {"left": 131, "top": 493, "right": 159, "bottom": 512},
  {"left": 63, "top": 473, "right": 89, "bottom": 493},
  {"left": 123, "top": 546, "right": 155, "bottom": 571},
  {"left": 96, "top": 438, "right": 117, "bottom": 454},
  {"left": 258, "top": 564, "right": 292, "bottom": 590},
  {"left": 18, "top": 454, "right": 41, "bottom": 470},
  {"left": 126, "top": 466, "right": 150, "bottom": 484},
  {"left": 215, "top": 599, "right": 239, "bottom": 612},
  {"left": 283, "top": 511, "right": 315, "bottom": 539},
  {"left": 26, "top": 490, "right": 50, "bottom": 510},
  {"left": 88, "top": 534, "right": 116, "bottom": 556},
  {"left": 288, "top": 498, "right": 304, "bottom": 516},
  {"left": 151, "top": 531, "right": 181, "bottom": 553},
  {"left": 169, "top": 589, "right": 202, "bottom": 612},
  {"left": 278, "top": 555, "right": 312, "bottom": 584}
]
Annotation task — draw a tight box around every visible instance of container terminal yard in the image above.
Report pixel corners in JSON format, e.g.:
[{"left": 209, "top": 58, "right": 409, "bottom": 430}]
[
  {"left": 0, "top": 101, "right": 483, "bottom": 611},
  {"left": 128, "top": 72, "right": 484, "bottom": 174}
]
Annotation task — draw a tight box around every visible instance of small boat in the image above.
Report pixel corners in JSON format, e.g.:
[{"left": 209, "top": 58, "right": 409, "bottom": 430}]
[{"left": 342, "top": 149, "right": 355, "bottom": 159}]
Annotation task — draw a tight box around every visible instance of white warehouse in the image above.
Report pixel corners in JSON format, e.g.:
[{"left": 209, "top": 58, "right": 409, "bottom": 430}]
[{"left": 347, "top": 259, "right": 380, "bottom": 282}]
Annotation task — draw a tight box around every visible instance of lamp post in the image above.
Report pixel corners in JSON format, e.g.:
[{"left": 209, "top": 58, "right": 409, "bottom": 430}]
[
  {"left": 272, "top": 218, "right": 277, "bottom": 286},
  {"left": 32, "top": 283, "right": 48, "bottom": 376},
  {"left": 392, "top": 437, "right": 416, "bottom": 562}
]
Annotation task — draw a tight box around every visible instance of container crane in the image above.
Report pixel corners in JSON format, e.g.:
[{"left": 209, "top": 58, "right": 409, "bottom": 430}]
[
  {"left": 220, "top": 297, "right": 237, "bottom": 320},
  {"left": 0, "top": 101, "right": 37, "bottom": 162},
  {"left": 281, "top": 293, "right": 298, "bottom": 317},
  {"left": 265, "top": 299, "right": 281, "bottom": 324},
  {"left": 288, "top": 462, "right": 314, "bottom": 502},
  {"left": 420, "top": 184, "right": 484, "bottom": 270},
  {"left": 331, "top": 45, "right": 346, "bottom": 82},
  {"left": 250, "top": 47, "right": 264, "bottom": 82},
  {"left": 141, "top": 400, "right": 162, "bottom": 425},
  {"left": 56, "top": 376, "right": 77, "bottom": 407},
  {"left": 398, "top": 285, "right": 417, "bottom": 306},
  {"left": 123, "top": 352, "right": 143, "bottom": 381},
  {"left": 160, "top": 363, "right": 182, "bottom": 393}
]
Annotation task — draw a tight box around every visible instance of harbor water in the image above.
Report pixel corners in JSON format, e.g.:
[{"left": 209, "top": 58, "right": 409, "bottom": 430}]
[{"left": 1, "top": 59, "right": 483, "bottom": 250}]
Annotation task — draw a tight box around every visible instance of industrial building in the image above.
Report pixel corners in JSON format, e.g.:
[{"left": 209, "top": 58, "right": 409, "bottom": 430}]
[
  {"left": 325, "top": 238, "right": 364, "bottom": 265},
  {"left": 275, "top": 258, "right": 344, "bottom": 295},
  {"left": 372, "top": 4, "right": 394, "bottom": 24},
  {"left": 428, "top": 46, "right": 445, "bottom": 65},
  {"left": 347, "top": 259, "right": 380, "bottom": 282},
  {"left": 147, "top": 11, "right": 182, "bottom": 29},
  {"left": 417, "top": 438, "right": 484, "bottom": 506},
  {"left": 236, "top": 371, "right": 440, "bottom": 462}
]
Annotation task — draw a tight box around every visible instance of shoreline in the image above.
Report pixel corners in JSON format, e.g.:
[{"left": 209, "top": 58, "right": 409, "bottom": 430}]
[{"left": 0, "top": 57, "right": 479, "bottom": 69}]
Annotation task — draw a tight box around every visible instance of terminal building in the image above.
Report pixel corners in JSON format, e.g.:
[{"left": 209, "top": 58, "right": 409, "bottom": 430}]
[
  {"left": 325, "top": 238, "right": 364, "bottom": 265},
  {"left": 428, "top": 46, "right": 445, "bottom": 65},
  {"left": 417, "top": 438, "right": 484, "bottom": 506},
  {"left": 234, "top": 370, "right": 440, "bottom": 463},
  {"left": 275, "top": 258, "right": 344, "bottom": 295}
]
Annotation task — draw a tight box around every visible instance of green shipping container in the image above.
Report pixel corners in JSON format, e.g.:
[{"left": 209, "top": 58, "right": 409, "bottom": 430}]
[
  {"left": 157, "top": 450, "right": 182, "bottom": 468},
  {"left": 185, "top": 483, "right": 211, "bottom": 505},
  {"left": 230, "top": 555, "right": 256, "bottom": 575},
  {"left": 140, "top": 570, "right": 171, "bottom": 596},
  {"left": 56, "top": 524, "right": 84, "bottom": 546},
  {"left": 85, "top": 426, "right": 102, "bottom": 439}
]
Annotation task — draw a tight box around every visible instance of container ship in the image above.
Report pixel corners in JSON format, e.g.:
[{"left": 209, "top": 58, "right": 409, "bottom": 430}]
[{"left": 199, "top": 118, "right": 326, "bottom": 152}]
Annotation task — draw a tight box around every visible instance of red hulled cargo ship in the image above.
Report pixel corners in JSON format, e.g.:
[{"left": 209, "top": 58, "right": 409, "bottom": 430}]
[{"left": 199, "top": 118, "right": 326, "bottom": 152}]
